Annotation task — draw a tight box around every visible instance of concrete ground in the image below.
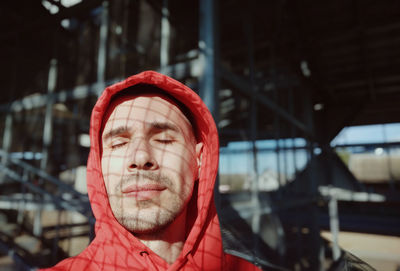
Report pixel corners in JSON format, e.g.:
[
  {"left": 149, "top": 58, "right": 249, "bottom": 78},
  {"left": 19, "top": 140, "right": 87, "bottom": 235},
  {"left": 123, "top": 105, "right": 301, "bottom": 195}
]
[{"left": 321, "top": 231, "right": 400, "bottom": 271}]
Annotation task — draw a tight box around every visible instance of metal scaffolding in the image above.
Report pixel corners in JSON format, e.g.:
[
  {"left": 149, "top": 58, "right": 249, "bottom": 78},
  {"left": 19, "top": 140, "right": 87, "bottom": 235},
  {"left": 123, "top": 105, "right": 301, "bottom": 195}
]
[{"left": 0, "top": 0, "right": 399, "bottom": 270}]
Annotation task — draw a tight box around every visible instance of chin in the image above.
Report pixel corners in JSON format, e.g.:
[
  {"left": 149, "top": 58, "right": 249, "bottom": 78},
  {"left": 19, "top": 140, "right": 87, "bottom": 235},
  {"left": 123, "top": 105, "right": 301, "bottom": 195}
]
[
  {"left": 123, "top": 215, "right": 175, "bottom": 235},
  {"left": 114, "top": 209, "right": 177, "bottom": 234},
  {"left": 110, "top": 196, "right": 187, "bottom": 235}
]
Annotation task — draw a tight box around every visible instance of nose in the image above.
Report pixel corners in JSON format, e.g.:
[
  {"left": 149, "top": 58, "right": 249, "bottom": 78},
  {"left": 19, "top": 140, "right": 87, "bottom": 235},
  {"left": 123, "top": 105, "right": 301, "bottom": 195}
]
[{"left": 127, "top": 137, "right": 158, "bottom": 171}]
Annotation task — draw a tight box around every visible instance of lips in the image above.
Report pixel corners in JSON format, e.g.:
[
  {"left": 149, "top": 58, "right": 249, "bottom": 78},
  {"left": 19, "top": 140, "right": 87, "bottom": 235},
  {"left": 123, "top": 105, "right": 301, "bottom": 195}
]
[
  {"left": 121, "top": 183, "right": 166, "bottom": 200},
  {"left": 122, "top": 183, "right": 166, "bottom": 193}
]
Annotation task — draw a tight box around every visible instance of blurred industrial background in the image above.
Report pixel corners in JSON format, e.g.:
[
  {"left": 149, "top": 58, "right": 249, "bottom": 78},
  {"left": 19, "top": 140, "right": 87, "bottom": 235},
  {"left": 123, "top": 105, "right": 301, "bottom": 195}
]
[{"left": 0, "top": 0, "right": 399, "bottom": 270}]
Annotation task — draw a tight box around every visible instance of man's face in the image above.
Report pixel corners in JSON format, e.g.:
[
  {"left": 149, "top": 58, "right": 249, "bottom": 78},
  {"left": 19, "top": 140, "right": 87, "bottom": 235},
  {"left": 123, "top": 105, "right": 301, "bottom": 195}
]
[{"left": 101, "top": 94, "right": 202, "bottom": 234}]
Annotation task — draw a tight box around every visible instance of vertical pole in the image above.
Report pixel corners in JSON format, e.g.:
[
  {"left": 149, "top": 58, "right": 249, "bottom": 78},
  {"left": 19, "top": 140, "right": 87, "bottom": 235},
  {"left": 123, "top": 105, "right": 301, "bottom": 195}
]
[
  {"left": 2, "top": 113, "right": 13, "bottom": 155},
  {"left": 0, "top": 112, "right": 13, "bottom": 183},
  {"left": 288, "top": 87, "right": 298, "bottom": 177},
  {"left": 52, "top": 210, "right": 62, "bottom": 264},
  {"left": 41, "top": 59, "right": 57, "bottom": 171},
  {"left": 329, "top": 192, "right": 341, "bottom": 261},
  {"left": 243, "top": 0, "right": 261, "bottom": 259},
  {"left": 34, "top": 58, "right": 57, "bottom": 237},
  {"left": 160, "top": 0, "right": 170, "bottom": 73},
  {"left": 303, "top": 86, "right": 321, "bottom": 270},
  {"left": 269, "top": 45, "right": 282, "bottom": 192},
  {"left": 17, "top": 169, "right": 28, "bottom": 225},
  {"left": 121, "top": 0, "right": 130, "bottom": 77},
  {"left": 274, "top": 89, "right": 282, "bottom": 190},
  {"left": 282, "top": 132, "right": 288, "bottom": 185},
  {"left": 199, "top": 0, "right": 220, "bottom": 210},
  {"left": 382, "top": 125, "right": 395, "bottom": 191},
  {"left": 97, "top": 1, "right": 109, "bottom": 96},
  {"left": 288, "top": 86, "right": 302, "bottom": 263},
  {"left": 291, "top": 134, "right": 299, "bottom": 178},
  {"left": 1, "top": 34, "right": 19, "bottom": 183},
  {"left": 198, "top": 0, "right": 217, "bottom": 119}
]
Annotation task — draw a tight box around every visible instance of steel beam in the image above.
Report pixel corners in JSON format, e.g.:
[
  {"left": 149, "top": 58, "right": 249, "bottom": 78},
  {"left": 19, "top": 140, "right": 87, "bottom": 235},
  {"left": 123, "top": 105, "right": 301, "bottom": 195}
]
[
  {"left": 0, "top": 163, "right": 89, "bottom": 214},
  {"left": 242, "top": 0, "right": 262, "bottom": 249},
  {"left": 1, "top": 113, "right": 13, "bottom": 166},
  {"left": 198, "top": 0, "right": 218, "bottom": 119},
  {"left": 0, "top": 58, "right": 201, "bottom": 114},
  {"left": 199, "top": 0, "right": 221, "bottom": 213},
  {"left": 96, "top": 1, "right": 109, "bottom": 96},
  {"left": 41, "top": 59, "right": 57, "bottom": 171},
  {"left": 160, "top": 0, "right": 170, "bottom": 73},
  {"left": 218, "top": 66, "right": 312, "bottom": 138},
  {"left": 0, "top": 79, "right": 119, "bottom": 113},
  {"left": 333, "top": 141, "right": 400, "bottom": 149}
]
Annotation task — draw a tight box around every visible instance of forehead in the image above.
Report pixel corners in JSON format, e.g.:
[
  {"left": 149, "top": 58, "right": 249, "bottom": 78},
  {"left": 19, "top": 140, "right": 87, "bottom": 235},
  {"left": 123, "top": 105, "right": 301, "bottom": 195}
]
[{"left": 102, "top": 94, "right": 192, "bottom": 132}]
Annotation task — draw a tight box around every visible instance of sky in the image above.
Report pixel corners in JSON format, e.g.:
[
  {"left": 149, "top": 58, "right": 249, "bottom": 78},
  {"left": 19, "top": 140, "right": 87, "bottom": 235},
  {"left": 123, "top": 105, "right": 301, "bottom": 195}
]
[
  {"left": 219, "top": 123, "right": 400, "bottom": 175},
  {"left": 331, "top": 123, "right": 400, "bottom": 145},
  {"left": 219, "top": 138, "right": 308, "bottom": 175}
]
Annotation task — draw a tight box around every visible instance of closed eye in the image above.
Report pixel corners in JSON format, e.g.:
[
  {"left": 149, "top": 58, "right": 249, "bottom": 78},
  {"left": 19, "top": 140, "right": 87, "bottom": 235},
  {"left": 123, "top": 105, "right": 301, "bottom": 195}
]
[
  {"left": 154, "top": 139, "right": 175, "bottom": 145},
  {"left": 109, "top": 138, "right": 129, "bottom": 149},
  {"left": 152, "top": 130, "right": 177, "bottom": 145},
  {"left": 111, "top": 142, "right": 127, "bottom": 149}
]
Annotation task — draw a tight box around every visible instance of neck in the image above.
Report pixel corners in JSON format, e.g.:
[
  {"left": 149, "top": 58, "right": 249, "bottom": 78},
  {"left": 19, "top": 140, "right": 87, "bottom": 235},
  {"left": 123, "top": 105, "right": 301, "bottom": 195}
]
[{"left": 135, "top": 208, "right": 188, "bottom": 264}]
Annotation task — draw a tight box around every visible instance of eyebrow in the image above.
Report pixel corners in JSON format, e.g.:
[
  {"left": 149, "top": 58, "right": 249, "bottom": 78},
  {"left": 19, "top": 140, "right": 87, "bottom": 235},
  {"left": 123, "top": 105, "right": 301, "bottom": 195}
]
[
  {"left": 150, "top": 121, "right": 180, "bottom": 133},
  {"left": 102, "top": 126, "right": 130, "bottom": 141},
  {"left": 102, "top": 121, "right": 180, "bottom": 141}
]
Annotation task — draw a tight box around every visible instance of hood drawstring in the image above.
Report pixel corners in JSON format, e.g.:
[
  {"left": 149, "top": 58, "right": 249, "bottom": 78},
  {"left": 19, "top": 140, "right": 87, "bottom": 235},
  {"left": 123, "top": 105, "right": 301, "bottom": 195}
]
[
  {"left": 169, "top": 251, "right": 200, "bottom": 271},
  {"left": 185, "top": 251, "right": 202, "bottom": 271},
  {"left": 139, "top": 251, "right": 159, "bottom": 271},
  {"left": 139, "top": 251, "right": 149, "bottom": 257}
]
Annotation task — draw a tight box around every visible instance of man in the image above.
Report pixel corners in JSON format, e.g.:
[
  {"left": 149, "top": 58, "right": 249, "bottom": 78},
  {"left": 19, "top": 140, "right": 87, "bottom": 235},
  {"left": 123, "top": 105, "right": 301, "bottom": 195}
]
[{"left": 45, "top": 71, "right": 261, "bottom": 270}]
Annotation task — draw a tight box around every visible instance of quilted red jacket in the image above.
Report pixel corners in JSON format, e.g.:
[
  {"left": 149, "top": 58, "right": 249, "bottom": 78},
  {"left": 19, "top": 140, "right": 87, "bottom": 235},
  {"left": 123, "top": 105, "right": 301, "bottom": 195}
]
[{"left": 43, "top": 71, "right": 261, "bottom": 271}]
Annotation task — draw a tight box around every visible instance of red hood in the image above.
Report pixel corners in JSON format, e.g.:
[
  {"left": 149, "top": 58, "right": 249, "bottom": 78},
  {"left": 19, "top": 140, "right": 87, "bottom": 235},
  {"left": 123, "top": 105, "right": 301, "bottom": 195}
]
[
  {"left": 87, "top": 71, "right": 221, "bottom": 270},
  {"left": 89, "top": 71, "right": 219, "bottom": 229},
  {"left": 45, "top": 71, "right": 260, "bottom": 271}
]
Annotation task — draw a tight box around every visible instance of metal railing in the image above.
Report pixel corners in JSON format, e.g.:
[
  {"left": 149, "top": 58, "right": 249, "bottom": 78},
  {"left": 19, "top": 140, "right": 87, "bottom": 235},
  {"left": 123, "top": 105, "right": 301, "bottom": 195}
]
[
  {"left": 0, "top": 149, "right": 93, "bottom": 268},
  {"left": 0, "top": 149, "right": 91, "bottom": 216}
]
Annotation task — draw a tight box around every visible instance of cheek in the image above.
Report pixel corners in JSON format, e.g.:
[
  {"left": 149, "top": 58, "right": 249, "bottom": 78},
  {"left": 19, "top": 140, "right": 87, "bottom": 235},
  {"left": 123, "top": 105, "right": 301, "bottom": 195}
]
[
  {"left": 101, "top": 155, "right": 125, "bottom": 190},
  {"left": 160, "top": 147, "right": 196, "bottom": 174},
  {"left": 102, "top": 154, "right": 125, "bottom": 173}
]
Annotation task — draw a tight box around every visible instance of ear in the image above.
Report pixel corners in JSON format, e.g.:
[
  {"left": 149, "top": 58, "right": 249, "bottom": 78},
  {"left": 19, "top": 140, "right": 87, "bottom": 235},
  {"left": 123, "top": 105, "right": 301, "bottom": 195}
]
[{"left": 195, "top": 142, "right": 203, "bottom": 179}]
